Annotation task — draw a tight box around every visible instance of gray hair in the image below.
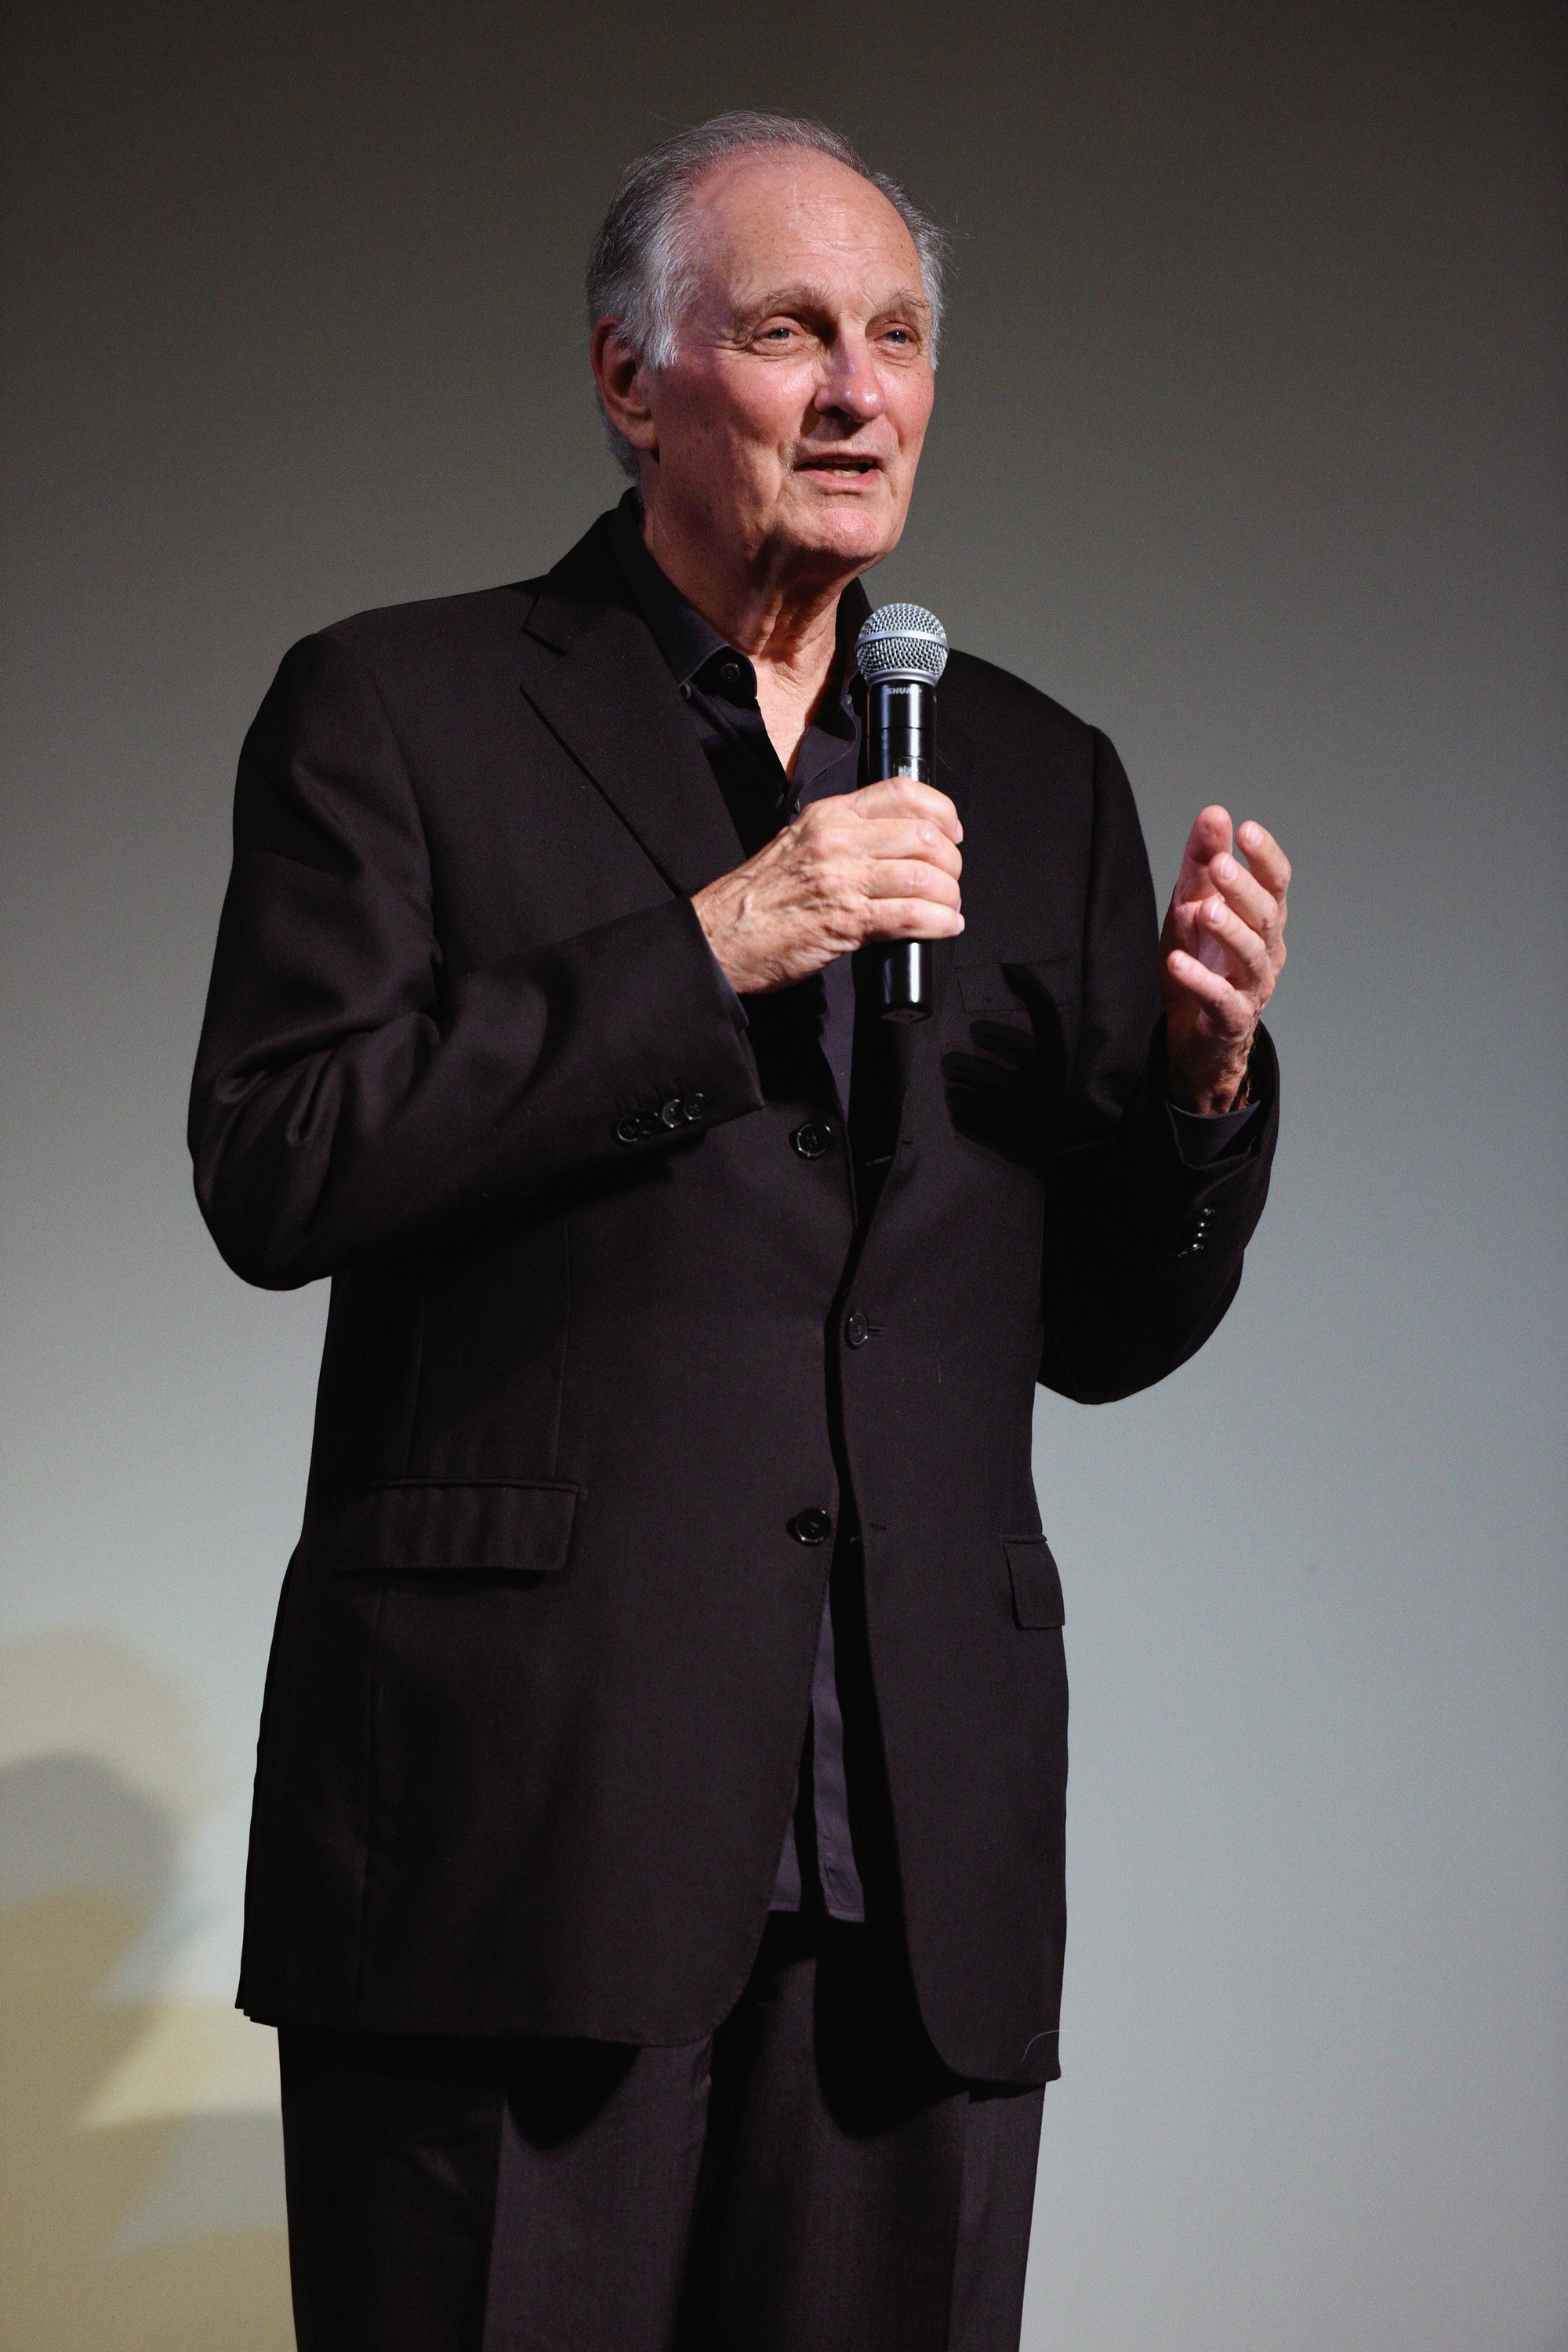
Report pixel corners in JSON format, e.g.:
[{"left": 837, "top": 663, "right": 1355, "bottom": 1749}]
[{"left": 586, "top": 111, "right": 949, "bottom": 479}]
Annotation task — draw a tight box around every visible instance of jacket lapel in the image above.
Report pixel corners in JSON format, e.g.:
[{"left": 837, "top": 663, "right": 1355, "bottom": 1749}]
[{"left": 517, "top": 517, "right": 745, "bottom": 897}]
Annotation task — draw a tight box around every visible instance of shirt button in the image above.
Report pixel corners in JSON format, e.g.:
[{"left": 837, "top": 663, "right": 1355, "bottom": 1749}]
[
  {"left": 844, "top": 1308, "right": 870, "bottom": 1348},
  {"left": 718, "top": 659, "right": 742, "bottom": 688},
  {"left": 787, "top": 1508, "right": 833, "bottom": 1545},
  {"left": 791, "top": 1120, "right": 833, "bottom": 1160}
]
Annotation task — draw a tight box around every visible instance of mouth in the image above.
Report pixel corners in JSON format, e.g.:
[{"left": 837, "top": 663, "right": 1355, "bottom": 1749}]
[{"left": 793, "top": 453, "right": 883, "bottom": 477}]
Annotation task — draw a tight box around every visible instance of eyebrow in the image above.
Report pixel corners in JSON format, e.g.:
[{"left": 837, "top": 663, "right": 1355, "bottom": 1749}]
[{"left": 731, "top": 282, "right": 931, "bottom": 328}]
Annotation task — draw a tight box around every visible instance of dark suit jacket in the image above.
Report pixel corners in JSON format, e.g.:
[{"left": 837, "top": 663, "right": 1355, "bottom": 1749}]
[{"left": 190, "top": 510, "right": 1277, "bottom": 2085}]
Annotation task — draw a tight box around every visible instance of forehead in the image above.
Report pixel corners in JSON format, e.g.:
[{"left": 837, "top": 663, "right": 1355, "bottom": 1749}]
[{"left": 682, "top": 147, "right": 924, "bottom": 308}]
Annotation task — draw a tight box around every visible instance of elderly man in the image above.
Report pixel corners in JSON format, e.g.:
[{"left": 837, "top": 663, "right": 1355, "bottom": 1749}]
[{"left": 191, "top": 110, "right": 1287, "bottom": 2352}]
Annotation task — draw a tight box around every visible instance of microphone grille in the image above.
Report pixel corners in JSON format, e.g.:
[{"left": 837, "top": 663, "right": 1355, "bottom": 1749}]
[{"left": 855, "top": 601, "right": 949, "bottom": 686}]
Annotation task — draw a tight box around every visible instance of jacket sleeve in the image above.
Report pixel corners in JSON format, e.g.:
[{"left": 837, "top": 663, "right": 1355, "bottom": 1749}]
[
  {"left": 1037, "top": 728, "right": 1279, "bottom": 1403},
  {"left": 188, "top": 630, "right": 764, "bottom": 1289}
]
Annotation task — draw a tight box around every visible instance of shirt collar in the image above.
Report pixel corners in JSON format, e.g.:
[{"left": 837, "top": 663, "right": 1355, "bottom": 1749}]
[
  {"left": 607, "top": 489, "right": 869, "bottom": 722},
  {"left": 608, "top": 490, "right": 729, "bottom": 691}
]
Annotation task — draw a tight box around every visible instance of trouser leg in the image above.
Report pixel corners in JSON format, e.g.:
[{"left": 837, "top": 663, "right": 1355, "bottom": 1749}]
[
  {"left": 681, "top": 1912, "right": 1045, "bottom": 2352},
  {"left": 278, "top": 2027, "right": 507, "bottom": 2352},
  {"left": 279, "top": 2026, "right": 712, "bottom": 2352},
  {"left": 480, "top": 2037, "right": 710, "bottom": 2350},
  {"left": 948, "top": 2075, "right": 1047, "bottom": 2352}
]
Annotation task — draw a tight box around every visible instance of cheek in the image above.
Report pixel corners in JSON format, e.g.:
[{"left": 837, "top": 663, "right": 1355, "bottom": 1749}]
[
  {"left": 692, "top": 423, "right": 784, "bottom": 506},
  {"left": 711, "top": 362, "right": 818, "bottom": 452},
  {"left": 889, "top": 379, "right": 935, "bottom": 463},
  {"left": 670, "top": 384, "right": 793, "bottom": 483}
]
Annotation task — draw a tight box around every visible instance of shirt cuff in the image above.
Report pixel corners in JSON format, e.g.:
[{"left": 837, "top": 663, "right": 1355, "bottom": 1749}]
[
  {"left": 1165, "top": 1094, "right": 1264, "bottom": 1168},
  {"left": 708, "top": 947, "right": 750, "bottom": 1033}
]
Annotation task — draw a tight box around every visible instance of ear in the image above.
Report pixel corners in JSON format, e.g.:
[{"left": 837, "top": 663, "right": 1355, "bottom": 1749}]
[{"left": 590, "top": 319, "right": 659, "bottom": 459}]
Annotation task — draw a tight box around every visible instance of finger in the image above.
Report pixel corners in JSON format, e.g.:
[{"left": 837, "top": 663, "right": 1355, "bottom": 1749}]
[
  {"left": 862, "top": 898, "right": 966, "bottom": 942},
  {"left": 851, "top": 779, "right": 964, "bottom": 841},
  {"left": 1236, "top": 820, "right": 1291, "bottom": 908},
  {"left": 859, "top": 858, "right": 964, "bottom": 908},
  {"left": 1164, "top": 947, "right": 1255, "bottom": 1037},
  {"left": 800, "top": 804, "right": 963, "bottom": 879},
  {"left": 1176, "top": 803, "right": 1233, "bottom": 890},
  {"left": 1192, "top": 894, "right": 1270, "bottom": 989},
  {"left": 1201, "top": 856, "right": 1280, "bottom": 952},
  {"left": 848, "top": 818, "right": 964, "bottom": 879}
]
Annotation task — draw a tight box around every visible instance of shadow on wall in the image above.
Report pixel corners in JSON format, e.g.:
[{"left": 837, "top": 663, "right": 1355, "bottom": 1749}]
[{"left": 0, "top": 1637, "right": 294, "bottom": 2350}]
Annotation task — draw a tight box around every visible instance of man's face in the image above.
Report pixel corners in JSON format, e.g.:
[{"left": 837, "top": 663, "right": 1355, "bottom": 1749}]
[{"left": 629, "top": 148, "right": 936, "bottom": 581}]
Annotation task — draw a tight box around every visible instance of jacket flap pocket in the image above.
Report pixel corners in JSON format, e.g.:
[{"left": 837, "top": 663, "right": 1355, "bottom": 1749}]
[
  {"left": 315, "top": 1480, "right": 579, "bottom": 1575},
  {"left": 1004, "top": 1535, "right": 1065, "bottom": 1629}
]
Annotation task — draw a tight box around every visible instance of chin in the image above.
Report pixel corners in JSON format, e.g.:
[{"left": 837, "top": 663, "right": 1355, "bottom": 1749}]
[{"left": 786, "top": 495, "right": 903, "bottom": 571}]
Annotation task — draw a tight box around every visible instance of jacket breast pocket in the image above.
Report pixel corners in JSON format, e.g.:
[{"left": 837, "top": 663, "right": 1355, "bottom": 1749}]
[
  {"left": 308, "top": 1479, "right": 581, "bottom": 1577},
  {"left": 1004, "top": 1535, "right": 1065, "bottom": 1630}
]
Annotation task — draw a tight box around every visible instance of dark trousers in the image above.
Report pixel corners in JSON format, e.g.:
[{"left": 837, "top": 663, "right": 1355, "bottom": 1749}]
[{"left": 279, "top": 1911, "right": 1045, "bottom": 2352}]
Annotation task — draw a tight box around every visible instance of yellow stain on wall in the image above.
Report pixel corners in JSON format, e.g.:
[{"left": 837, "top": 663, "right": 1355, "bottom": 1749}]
[
  {"left": 0, "top": 1633, "right": 293, "bottom": 2346},
  {"left": 82, "top": 1996, "right": 279, "bottom": 2126},
  {"left": 0, "top": 1631, "right": 278, "bottom": 2124}
]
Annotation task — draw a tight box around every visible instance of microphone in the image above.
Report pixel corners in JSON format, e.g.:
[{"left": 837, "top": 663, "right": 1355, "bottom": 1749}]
[{"left": 855, "top": 601, "right": 950, "bottom": 1023}]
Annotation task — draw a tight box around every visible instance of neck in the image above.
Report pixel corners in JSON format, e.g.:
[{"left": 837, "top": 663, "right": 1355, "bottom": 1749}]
[{"left": 639, "top": 493, "right": 855, "bottom": 710}]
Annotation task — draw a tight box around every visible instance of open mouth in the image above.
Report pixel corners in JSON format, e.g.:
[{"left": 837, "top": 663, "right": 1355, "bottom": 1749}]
[{"left": 795, "top": 455, "right": 881, "bottom": 476}]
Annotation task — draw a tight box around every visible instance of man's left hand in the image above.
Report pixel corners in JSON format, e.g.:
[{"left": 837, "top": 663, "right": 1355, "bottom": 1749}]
[{"left": 1159, "top": 805, "right": 1290, "bottom": 1114}]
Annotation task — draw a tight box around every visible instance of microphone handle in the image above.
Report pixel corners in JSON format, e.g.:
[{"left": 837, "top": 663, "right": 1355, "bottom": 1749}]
[{"left": 861, "top": 676, "right": 935, "bottom": 1022}]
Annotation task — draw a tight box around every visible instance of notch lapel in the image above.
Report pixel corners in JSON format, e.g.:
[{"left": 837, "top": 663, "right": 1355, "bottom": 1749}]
[{"left": 517, "top": 520, "right": 745, "bottom": 898}]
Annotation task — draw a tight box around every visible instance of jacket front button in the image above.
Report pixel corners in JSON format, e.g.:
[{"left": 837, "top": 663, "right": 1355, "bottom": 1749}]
[
  {"left": 787, "top": 1508, "right": 833, "bottom": 1545},
  {"left": 791, "top": 1120, "right": 833, "bottom": 1160},
  {"left": 844, "top": 1308, "right": 870, "bottom": 1348}
]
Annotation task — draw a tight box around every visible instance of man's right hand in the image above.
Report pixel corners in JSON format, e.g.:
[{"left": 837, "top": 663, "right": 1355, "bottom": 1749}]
[{"left": 691, "top": 778, "right": 964, "bottom": 996}]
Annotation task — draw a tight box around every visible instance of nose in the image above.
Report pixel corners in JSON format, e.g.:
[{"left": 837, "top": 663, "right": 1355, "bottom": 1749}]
[{"left": 815, "top": 329, "right": 884, "bottom": 425}]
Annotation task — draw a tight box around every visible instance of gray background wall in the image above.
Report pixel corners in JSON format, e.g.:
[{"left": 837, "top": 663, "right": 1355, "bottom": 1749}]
[{"left": 2, "top": 2, "right": 1563, "bottom": 2345}]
